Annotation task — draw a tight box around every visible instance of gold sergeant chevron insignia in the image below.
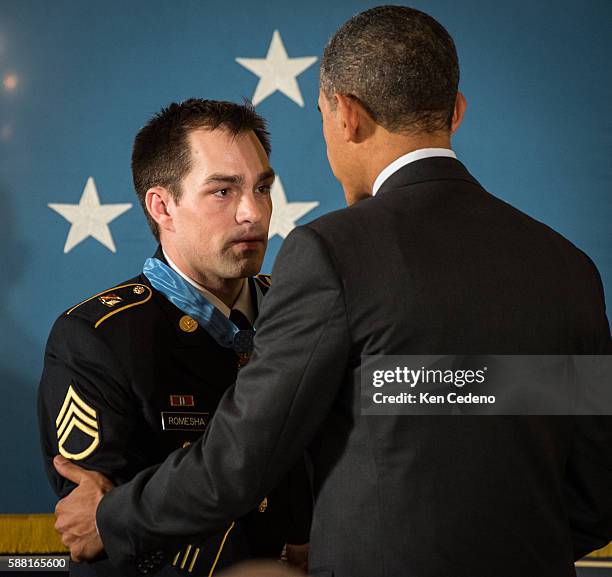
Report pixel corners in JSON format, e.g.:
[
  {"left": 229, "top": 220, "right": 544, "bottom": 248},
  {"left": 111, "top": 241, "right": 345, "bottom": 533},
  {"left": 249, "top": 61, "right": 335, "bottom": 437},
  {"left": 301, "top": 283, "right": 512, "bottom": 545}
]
[{"left": 56, "top": 385, "right": 100, "bottom": 460}]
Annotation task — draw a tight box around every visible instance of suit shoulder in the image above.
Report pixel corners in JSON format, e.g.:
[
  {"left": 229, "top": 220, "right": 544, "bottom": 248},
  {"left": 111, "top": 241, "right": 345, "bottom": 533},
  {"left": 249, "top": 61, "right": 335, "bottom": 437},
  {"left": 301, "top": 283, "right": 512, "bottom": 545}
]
[
  {"left": 59, "top": 275, "right": 153, "bottom": 330},
  {"left": 305, "top": 197, "right": 378, "bottom": 234},
  {"left": 293, "top": 199, "right": 379, "bottom": 258},
  {"left": 494, "top": 196, "right": 600, "bottom": 272}
]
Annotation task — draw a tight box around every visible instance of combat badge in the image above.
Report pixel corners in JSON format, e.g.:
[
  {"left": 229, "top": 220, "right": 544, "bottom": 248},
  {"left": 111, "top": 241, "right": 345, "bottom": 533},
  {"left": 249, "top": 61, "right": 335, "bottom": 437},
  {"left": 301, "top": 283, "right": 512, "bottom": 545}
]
[
  {"left": 98, "top": 293, "right": 123, "bottom": 307},
  {"left": 56, "top": 385, "right": 100, "bottom": 460}
]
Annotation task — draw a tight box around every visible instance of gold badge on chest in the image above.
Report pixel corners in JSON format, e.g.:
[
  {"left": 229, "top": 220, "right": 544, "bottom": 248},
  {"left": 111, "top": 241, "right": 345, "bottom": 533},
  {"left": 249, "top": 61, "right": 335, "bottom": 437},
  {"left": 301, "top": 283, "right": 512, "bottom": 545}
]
[{"left": 179, "top": 315, "right": 198, "bottom": 333}]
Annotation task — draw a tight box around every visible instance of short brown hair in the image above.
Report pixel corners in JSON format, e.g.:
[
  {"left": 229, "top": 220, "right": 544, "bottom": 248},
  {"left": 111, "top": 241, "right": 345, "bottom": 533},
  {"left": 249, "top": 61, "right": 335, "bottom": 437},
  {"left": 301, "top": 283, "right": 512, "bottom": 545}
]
[{"left": 132, "top": 98, "right": 271, "bottom": 239}]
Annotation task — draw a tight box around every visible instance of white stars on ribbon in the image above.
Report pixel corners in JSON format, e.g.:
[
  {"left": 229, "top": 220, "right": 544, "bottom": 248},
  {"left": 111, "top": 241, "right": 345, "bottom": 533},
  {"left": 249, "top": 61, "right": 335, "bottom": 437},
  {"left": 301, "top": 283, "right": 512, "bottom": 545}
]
[
  {"left": 268, "top": 177, "right": 319, "bottom": 239},
  {"left": 236, "top": 30, "right": 317, "bottom": 107},
  {"left": 48, "top": 177, "right": 132, "bottom": 253}
]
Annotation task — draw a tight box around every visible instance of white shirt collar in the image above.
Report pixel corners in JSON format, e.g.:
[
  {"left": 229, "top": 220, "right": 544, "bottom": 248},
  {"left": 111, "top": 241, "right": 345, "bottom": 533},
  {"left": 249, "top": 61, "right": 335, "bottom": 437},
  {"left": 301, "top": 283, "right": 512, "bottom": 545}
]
[
  {"left": 372, "top": 148, "right": 457, "bottom": 196},
  {"left": 162, "top": 250, "right": 254, "bottom": 323}
]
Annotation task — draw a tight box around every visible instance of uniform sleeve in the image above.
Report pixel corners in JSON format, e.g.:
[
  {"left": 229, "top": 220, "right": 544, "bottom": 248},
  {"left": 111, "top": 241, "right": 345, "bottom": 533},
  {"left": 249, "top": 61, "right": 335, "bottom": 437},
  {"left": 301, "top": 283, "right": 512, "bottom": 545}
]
[
  {"left": 37, "top": 313, "right": 142, "bottom": 498},
  {"left": 97, "top": 224, "right": 351, "bottom": 568}
]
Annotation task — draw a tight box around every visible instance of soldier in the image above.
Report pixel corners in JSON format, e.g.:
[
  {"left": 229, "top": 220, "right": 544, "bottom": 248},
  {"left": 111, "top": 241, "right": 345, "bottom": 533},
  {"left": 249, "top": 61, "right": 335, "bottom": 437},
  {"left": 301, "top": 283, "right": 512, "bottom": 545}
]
[{"left": 38, "top": 99, "right": 310, "bottom": 576}]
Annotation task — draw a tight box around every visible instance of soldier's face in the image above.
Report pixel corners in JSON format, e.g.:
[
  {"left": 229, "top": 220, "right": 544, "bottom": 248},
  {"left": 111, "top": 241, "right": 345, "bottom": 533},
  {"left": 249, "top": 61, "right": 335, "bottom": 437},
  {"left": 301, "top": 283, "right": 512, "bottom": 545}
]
[{"left": 168, "top": 128, "right": 273, "bottom": 283}]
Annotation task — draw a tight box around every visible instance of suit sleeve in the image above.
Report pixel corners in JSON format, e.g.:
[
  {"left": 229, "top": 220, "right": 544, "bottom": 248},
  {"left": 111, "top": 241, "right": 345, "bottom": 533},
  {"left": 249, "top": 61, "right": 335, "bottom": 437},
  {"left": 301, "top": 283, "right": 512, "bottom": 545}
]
[
  {"left": 565, "top": 259, "right": 612, "bottom": 558},
  {"left": 37, "top": 314, "right": 144, "bottom": 497},
  {"left": 97, "top": 224, "right": 351, "bottom": 568},
  {"left": 285, "top": 454, "right": 313, "bottom": 545},
  {"left": 565, "top": 415, "right": 612, "bottom": 559}
]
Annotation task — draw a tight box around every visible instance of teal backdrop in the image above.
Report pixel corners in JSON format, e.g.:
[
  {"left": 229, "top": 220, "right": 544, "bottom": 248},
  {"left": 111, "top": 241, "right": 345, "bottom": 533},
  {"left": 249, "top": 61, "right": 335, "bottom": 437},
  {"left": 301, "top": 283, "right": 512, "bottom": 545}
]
[{"left": 1, "top": 0, "right": 610, "bottom": 551}]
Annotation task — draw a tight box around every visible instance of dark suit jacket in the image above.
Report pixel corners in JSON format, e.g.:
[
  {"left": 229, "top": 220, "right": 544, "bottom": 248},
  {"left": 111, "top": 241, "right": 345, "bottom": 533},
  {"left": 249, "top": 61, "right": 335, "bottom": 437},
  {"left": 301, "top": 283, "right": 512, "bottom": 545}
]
[
  {"left": 97, "top": 158, "right": 612, "bottom": 577},
  {"left": 38, "top": 252, "right": 310, "bottom": 576}
]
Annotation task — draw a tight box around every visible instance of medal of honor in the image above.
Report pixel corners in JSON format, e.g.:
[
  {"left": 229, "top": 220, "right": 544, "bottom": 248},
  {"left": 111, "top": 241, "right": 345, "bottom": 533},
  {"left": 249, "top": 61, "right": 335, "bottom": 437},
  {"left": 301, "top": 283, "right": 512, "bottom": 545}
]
[{"left": 144, "top": 258, "right": 256, "bottom": 361}]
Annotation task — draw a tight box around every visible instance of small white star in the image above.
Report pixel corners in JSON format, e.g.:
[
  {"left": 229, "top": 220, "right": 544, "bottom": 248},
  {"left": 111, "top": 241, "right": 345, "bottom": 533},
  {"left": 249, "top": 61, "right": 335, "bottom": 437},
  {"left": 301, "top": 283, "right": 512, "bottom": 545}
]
[
  {"left": 236, "top": 30, "right": 317, "bottom": 107},
  {"left": 48, "top": 176, "right": 132, "bottom": 254},
  {"left": 268, "top": 176, "right": 319, "bottom": 239}
]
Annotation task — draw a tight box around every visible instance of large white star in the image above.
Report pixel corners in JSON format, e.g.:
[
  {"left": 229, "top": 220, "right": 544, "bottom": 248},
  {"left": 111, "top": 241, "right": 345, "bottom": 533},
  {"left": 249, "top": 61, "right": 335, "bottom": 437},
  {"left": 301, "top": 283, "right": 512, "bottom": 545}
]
[
  {"left": 269, "top": 176, "right": 319, "bottom": 239},
  {"left": 236, "top": 30, "right": 317, "bottom": 107},
  {"left": 48, "top": 176, "right": 132, "bottom": 254}
]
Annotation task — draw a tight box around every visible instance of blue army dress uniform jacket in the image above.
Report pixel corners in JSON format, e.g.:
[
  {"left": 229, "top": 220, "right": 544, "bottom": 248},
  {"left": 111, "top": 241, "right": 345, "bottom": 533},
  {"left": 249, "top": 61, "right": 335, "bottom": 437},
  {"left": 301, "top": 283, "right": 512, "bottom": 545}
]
[{"left": 38, "top": 252, "right": 311, "bottom": 576}]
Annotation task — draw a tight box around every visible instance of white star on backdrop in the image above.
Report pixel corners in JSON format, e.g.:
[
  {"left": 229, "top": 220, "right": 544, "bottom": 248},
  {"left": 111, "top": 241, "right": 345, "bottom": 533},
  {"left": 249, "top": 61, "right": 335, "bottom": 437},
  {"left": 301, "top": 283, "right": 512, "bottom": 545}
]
[
  {"left": 268, "top": 176, "right": 319, "bottom": 239},
  {"left": 48, "top": 176, "right": 132, "bottom": 254},
  {"left": 236, "top": 30, "right": 317, "bottom": 107}
]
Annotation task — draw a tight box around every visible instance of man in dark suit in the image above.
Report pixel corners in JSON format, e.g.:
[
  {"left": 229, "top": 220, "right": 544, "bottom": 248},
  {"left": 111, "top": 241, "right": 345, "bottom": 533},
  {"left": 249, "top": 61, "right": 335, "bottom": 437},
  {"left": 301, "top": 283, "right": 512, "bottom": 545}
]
[
  {"left": 53, "top": 6, "right": 612, "bottom": 577},
  {"left": 39, "top": 99, "right": 310, "bottom": 576}
]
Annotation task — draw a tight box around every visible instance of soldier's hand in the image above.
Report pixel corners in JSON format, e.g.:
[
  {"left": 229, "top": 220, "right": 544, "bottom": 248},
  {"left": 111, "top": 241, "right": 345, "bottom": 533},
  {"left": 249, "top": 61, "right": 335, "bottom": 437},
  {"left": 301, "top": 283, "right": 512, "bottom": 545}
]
[
  {"left": 53, "top": 455, "right": 114, "bottom": 562},
  {"left": 285, "top": 543, "right": 309, "bottom": 573}
]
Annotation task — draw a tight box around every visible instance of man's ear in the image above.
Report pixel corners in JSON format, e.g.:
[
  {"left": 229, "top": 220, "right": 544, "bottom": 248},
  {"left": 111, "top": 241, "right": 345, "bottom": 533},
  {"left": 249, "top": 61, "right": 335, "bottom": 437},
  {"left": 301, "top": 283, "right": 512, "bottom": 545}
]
[
  {"left": 145, "top": 187, "right": 175, "bottom": 233},
  {"left": 335, "top": 94, "right": 372, "bottom": 143},
  {"left": 451, "top": 91, "right": 467, "bottom": 134}
]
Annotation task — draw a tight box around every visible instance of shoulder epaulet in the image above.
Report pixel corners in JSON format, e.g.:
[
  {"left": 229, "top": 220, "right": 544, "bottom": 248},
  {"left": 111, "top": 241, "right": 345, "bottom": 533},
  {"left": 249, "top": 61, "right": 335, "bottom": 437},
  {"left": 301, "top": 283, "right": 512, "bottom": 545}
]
[
  {"left": 65, "top": 282, "right": 153, "bottom": 329},
  {"left": 255, "top": 274, "right": 271, "bottom": 289}
]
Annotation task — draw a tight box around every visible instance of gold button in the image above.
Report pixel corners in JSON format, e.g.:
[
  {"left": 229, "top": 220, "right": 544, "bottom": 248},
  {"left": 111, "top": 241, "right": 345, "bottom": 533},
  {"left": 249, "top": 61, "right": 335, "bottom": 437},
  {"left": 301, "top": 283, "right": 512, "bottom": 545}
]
[
  {"left": 133, "top": 285, "right": 145, "bottom": 295},
  {"left": 179, "top": 315, "right": 198, "bottom": 333},
  {"left": 258, "top": 497, "right": 268, "bottom": 512},
  {"left": 182, "top": 441, "right": 192, "bottom": 449}
]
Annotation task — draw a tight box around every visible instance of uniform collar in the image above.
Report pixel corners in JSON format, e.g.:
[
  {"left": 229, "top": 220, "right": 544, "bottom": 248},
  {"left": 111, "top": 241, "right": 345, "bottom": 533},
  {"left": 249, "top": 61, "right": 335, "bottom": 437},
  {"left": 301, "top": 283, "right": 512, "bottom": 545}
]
[{"left": 161, "top": 249, "right": 255, "bottom": 324}]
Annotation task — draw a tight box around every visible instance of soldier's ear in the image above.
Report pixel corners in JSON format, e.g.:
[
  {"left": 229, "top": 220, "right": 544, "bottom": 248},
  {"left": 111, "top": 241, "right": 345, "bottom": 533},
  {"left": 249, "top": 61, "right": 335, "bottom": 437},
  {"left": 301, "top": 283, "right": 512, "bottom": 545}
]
[{"left": 145, "top": 187, "right": 175, "bottom": 233}]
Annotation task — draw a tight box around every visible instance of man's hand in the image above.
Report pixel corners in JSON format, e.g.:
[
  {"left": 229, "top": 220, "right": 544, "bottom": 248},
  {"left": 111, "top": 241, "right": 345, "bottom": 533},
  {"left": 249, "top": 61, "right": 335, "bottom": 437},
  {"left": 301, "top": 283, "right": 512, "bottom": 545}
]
[{"left": 53, "top": 455, "right": 114, "bottom": 562}]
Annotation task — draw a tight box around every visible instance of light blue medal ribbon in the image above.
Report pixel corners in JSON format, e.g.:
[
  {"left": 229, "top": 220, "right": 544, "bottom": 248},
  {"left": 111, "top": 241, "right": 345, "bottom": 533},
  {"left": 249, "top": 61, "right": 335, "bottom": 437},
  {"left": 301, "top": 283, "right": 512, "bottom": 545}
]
[{"left": 143, "top": 257, "right": 254, "bottom": 353}]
